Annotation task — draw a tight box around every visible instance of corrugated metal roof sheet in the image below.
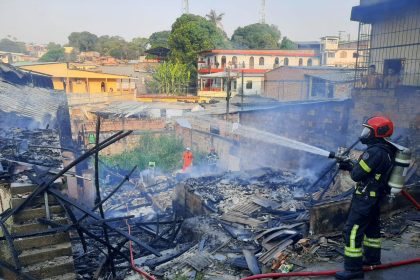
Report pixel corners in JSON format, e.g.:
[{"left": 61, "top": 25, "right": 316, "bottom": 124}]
[{"left": 0, "top": 81, "right": 66, "bottom": 128}]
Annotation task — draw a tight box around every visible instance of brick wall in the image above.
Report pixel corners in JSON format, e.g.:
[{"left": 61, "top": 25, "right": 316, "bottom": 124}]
[{"left": 78, "top": 118, "right": 167, "bottom": 133}]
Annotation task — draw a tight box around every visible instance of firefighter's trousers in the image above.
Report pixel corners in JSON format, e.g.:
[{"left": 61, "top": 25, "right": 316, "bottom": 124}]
[{"left": 343, "top": 192, "right": 382, "bottom": 271}]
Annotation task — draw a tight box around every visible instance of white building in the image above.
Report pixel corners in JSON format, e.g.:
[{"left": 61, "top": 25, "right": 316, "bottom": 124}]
[{"left": 197, "top": 49, "right": 321, "bottom": 98}]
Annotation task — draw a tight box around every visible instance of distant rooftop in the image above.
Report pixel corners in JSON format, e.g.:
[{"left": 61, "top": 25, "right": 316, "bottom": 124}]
[
  {"left": 200, "top": 49, "right": 318, "bottom": 57},
  {"left": 305, "top": 71, "right": 356, "bottom": 82}
]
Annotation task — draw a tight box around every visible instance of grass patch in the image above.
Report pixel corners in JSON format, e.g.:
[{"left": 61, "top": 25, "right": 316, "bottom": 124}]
[{"left": 101, "top": 133, "right": 184, "bottom": 172}]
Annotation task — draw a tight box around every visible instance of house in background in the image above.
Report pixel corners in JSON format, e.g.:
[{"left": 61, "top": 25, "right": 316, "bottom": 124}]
[
  {"left": 78, "top": 51, "right": 101, "bottom": 62},
  {"left": 19, "top": 62, "right": 135, "bottom": 94},
  {"left": 263, "top": 66, "right": 355, "bottom": 101},
  {"left": 25, "top": 43, "right": 48, "bottom": 58},
  {"left": 0, "top": 51, "right": 37, "bottom": 64},
  {"left": 320, "top": 36, "right": 368, "bottom": 68},
  {"left": 197, "top": 49, "right": 321, "bottom": 98}
]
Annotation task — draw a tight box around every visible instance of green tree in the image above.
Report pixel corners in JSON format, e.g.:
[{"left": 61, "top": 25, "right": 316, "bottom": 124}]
[
  {"left": 127, "top": 37, "right": 149, "bottom": 59},
  {"left": 231, "top": 23, "right": 281, "bottom": 49},
  {"left": 168, "top": 14, "right": 230, "bottom": 83},
  {"left": 148, "top": 31, "right": 171, "bottom": 49},
  {"left": 279, "top": 36, "right": 297, "bottom": 50},
  {"left": 147, "top": 61, "right": 191, "bottom": 95},
  {"left": 0, "top": 38, "right": 27, "bottom": 53},
  {"left": 94, "top": 35, "right": 144, "bottom": 59},
  {"left": 205, "top": 9, "right": 225, "bottom": 31},
  {"left": 39, "top": 48, "right": 66, "bottom": 62},
  {"left": 47, "top": 42, "right": 62, "bottom": 51},
  {"left": 95, "top": 35, "right": 125, "bottom": 58},
  {"left": 68, "top": 31, "right": 98, "bottom": 52}
]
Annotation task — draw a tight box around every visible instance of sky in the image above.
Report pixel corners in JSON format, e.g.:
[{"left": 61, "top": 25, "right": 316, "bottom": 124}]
[{"left": 0, "top": 0, "right": 360, "bottom": 45}]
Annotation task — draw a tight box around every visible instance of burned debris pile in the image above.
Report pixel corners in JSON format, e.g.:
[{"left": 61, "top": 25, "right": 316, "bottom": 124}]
[
  {"left": 101, "top": 167, "right": 176, "bottom": 220},
  {"left": 145, "top": 168, "right": 343, "bottom": 278},
  {"left": 0, "top": 128, "right": 63, "bottom": 181}
]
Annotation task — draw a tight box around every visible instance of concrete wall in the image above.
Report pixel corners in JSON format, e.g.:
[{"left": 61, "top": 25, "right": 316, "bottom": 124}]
[
  {"left": 370, "top": 6, "right": 420, "bottom": 86},
  {"left": 264, "top": 67, "right": 349, "bottom": 101},
  {"left": 237, "top": 101, "right": 351, "bottom": 171},
  {"left": 348, "top": 88, "right": 420, "bottom": 174}
]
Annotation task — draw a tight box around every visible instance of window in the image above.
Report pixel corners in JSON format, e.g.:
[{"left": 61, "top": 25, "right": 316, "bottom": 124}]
[
  {"left": 246, "top": 81, "right": 253, "bottom": 89},
  {"left": 259, "top": 57, "right": 264, "bottom": 66},
  {"left": 384, "top": 59, "right": 403, "bottom": 75},
  {"left": 299, "top": 58, "right": 303, "bottom": 66},
  {"left": 274, "top": 57, "right": 279, "bottom": 65},
  {"left": 284, "top": 58, "right": 289, "bottom": 66},
  {"left": 160, "top": 109, "right": 167, "bottom": 117},
  {"left": 249, "top": 57, "right": 254, "bottom": 69},
  {"left": 210, "top": 125, "right": 220, "bottom": 135},
  {"left": 221, "top": 56, "right": 226, "bottom": 68},
  {"left": 232, "top": 56, "right": 238, "bottom": 68},
  {"left": 307, "top": 59, "right": 312, "bottom": 66},
  {"left": 328, "top": 52, "right": 335, "bottom": 58},
  {"left": 340, "top": 51, "right": 347, "bottom": 58}
]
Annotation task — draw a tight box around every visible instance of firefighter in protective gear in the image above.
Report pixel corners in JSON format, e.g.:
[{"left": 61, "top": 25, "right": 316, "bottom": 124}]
[
  {"left": 335, "top": 116, "right": 396, "bottom": 280},
  {"left": 182, "top": 147, "right": 194, "bottom": 171}
]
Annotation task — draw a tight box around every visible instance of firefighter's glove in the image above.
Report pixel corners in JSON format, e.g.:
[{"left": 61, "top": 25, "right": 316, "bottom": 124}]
[{"left": 338, "top": 159, "right": 354, "bottom": 171}]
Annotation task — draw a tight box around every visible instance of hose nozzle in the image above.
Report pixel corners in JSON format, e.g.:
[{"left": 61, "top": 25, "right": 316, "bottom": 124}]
[{"left": 328, "top": 151, "right": 349, "bottom": 162}]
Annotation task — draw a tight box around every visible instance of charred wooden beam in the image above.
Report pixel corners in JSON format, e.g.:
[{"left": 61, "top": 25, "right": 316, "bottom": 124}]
[
  {"left": 0, "top": 221, "right": 21, "bottom": 271},
  {"left": 94, "top": 117, "right": 116, "bottom": 278},
  {"left": 1, "top": 130, "right": 132, "bottom": 223},
  {"left": 49, "top": 187, "right": 161, "bottom": 256},
  {"left": 0, "top": 259, "right": 37, "bottom": 280}
]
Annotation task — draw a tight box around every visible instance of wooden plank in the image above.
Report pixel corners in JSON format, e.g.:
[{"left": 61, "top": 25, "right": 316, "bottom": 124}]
[{"left": 220, "top": 212, "right": 264, "bottom": 227}]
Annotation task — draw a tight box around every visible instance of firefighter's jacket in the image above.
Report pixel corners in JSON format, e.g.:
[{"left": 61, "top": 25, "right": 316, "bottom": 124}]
[{"left": 350, "top": 142, "right": 395, "bottom": 197}]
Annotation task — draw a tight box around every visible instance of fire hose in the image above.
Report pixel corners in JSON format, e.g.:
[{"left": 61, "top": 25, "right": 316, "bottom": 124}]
[
  {"left": 240, "top": 257, "right": 420, "bottom": 280},
  {"left": 401, "top": 189, "right": 420, "bottom": 210},
  {"left": 126, "top": 205, "right": 156, "bottom": 280}
]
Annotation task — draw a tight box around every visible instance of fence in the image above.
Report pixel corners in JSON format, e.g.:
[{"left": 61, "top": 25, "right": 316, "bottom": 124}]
[{"left": 354, "top": 11, "right": 420, "bottom": 89}]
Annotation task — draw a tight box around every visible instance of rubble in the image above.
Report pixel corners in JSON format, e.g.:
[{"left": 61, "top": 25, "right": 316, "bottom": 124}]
[{"left": 0, "top": 128, "right": 63, "bottom": 182}]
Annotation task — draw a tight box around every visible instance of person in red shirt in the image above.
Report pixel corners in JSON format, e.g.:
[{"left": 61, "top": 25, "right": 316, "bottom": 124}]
[{"left": 182, "top": 147, "right": 194, "bottom": 171}]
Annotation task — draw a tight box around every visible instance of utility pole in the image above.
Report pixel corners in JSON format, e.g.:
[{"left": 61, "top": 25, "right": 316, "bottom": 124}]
[
  {"left": 226, "top": 68, "right": 232, "bottom": 120},
  {"left": 260, "top": 0, "right": 266, "bottom": 24},
  {"left": 338, "top": 31, "right": 346, "bottom": 42},
  {"left": 183, "top": 0, "right": 189, "bottom": 14},
  {"left": 241, "top": 70, "right": 244, "bottom": 111}
]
